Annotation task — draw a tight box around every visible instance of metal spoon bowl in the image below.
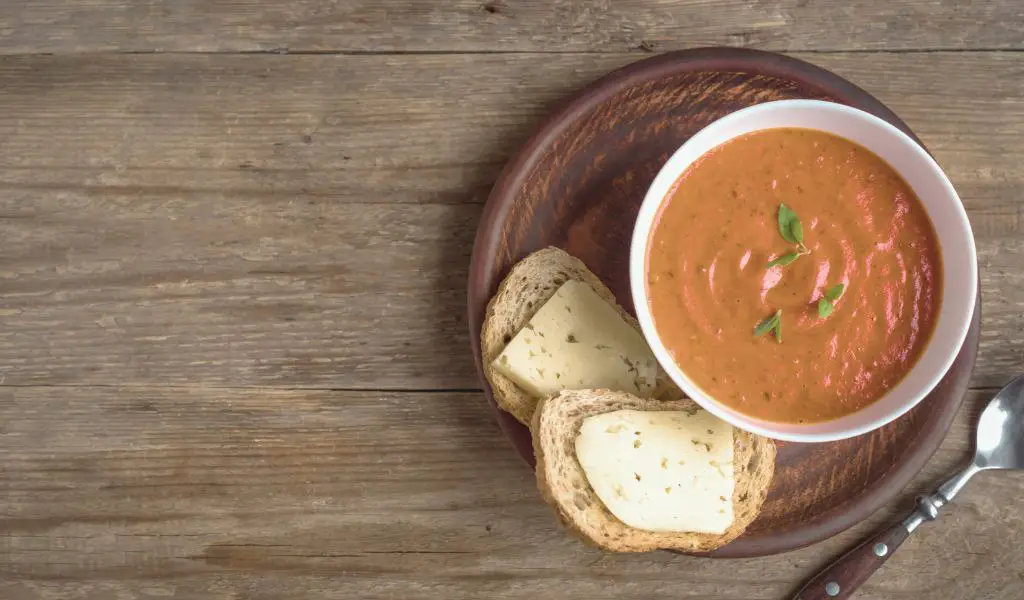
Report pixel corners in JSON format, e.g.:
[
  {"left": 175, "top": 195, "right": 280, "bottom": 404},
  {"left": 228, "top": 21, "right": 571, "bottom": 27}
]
[{"left": 793, "top": 373, "right": 1024, "bottom": 600}]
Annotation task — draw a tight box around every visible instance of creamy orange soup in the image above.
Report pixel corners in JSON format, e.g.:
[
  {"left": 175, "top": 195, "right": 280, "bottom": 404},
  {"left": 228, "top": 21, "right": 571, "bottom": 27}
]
[{"left": 647, "top": 128, "right": 942, "bottom": 423}]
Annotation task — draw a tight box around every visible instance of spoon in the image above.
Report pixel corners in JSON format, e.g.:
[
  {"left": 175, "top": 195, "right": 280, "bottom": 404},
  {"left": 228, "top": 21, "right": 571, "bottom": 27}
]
[{"left": 793, "top": 373, "right": 1024, "bottom": 600}]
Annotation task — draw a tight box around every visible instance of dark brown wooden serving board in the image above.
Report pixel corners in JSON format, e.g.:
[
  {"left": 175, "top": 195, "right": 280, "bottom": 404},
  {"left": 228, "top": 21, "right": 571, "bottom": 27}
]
[{"left": 467, "top": 47, "right": 981, "bottom": 558}]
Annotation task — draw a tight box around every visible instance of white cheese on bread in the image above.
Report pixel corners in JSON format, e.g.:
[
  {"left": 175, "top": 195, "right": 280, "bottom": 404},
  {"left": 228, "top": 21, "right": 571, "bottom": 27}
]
[
  {"left": 574, "top": 409, "right": 735, "bottom": 534},
  {"left": 491, "top": 280, "right": 657, "bottom": 398}
]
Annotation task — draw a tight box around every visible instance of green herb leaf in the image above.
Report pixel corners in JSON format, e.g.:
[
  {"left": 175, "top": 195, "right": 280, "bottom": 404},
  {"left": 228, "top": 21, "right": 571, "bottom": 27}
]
[
  {"left": 767, "top": 251, "right": 802, "bottom": 268},
  {"left": 817, "top": 283, "right": 845, "bottom": 319},
  {"left": 777, "top": 203, "right": 801, "bottom": 244},
  {"left": 753, "top": 314, "right": 776, "bottom": 337},
  {"left": 753, "top": 309, "right": 782, "bottom": 343},
  {"left": 818, "top": 298, "right": 834, "bottom": 318},
  {"left": 791, "top": 219, "right": 804, "bottom": 244},
  {"left": 825, "top": 283, "right": 845, "bottom": 302}
]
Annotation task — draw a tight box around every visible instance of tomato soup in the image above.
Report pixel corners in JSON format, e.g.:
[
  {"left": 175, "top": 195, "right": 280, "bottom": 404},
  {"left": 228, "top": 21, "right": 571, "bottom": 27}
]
[{"left": 647, "top": 128, "right": 942, "bottom": 423}]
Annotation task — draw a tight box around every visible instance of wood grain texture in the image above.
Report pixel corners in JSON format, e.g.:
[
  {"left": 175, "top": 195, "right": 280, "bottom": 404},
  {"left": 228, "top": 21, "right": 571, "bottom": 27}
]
[
  {"left": 0, "top": 52, "right": 1020, "bottom": 390},
  {"left": 1, "top": 387, "right": 1022, "bottom": 600},
  {"left": 0, "top": 1, "right": 1023, "bottom": 54},
  {"left": 1, "top": 52, "right": 1020, "bottom": 213},
  {"left": 0, "top": 9, "right": 1023, "bottom": 594}
]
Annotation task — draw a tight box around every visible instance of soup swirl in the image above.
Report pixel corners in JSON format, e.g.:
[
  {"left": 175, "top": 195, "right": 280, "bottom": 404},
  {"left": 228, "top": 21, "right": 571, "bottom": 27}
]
[{"left": 647, "top": 128, "right": 942, "bottom": 423}]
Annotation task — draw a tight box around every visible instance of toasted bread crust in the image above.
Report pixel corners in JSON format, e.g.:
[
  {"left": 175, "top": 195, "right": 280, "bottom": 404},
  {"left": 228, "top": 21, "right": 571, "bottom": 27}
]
[
  {"left": 532, "top": 390, "right": 776, "bottom": 553},
  {"left": 481, "top": 247, "right": 675, "bottom": 425}
]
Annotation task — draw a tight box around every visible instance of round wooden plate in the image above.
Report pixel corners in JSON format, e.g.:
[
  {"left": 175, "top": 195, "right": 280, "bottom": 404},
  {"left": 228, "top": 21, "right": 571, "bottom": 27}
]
[{"left": 467, "top": 48, "right": 980, "bottom": 557}]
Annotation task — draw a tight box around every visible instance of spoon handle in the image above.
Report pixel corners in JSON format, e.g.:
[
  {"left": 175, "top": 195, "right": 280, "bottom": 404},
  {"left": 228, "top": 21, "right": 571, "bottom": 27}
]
[
  {"left": 791, "top": 521, "right": 909, "bottom": 600},
  {"left": 792, "top": 464, "right": 979, "bottom": 600}
]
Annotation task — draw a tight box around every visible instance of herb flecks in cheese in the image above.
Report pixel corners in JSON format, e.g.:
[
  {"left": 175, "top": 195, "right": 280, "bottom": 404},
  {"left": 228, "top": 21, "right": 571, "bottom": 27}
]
[
  {"left": 491, "top": 280, "right": 658, "bottom": 398},
  {"left": 575, "top": 409, "right": 735, "bottom": 534}
]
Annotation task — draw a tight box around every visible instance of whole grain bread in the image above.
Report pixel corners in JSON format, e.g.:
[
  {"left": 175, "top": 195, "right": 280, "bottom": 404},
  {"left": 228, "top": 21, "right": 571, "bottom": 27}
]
[
  {"left": 481, "top": 247, "right": 676, "bottom": 425},
  {"left": 532, "top": 389, "right": 776, "bottom": 553}
]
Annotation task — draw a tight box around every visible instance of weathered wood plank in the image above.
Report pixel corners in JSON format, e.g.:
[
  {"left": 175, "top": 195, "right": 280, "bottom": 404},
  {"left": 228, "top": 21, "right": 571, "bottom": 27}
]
[
  {"left": 0, "top": 200, "right": 481, "bottom": 388},
  {"left": 0, "top": 52, "right": 1021, "bottom": 389},
  {"left": 2, "top": 53, "right": 1021, "bottom": 212},
  {"left": 1, "top": 52, "right": 1021, "bottom": 212},
  {"left": 0, "top": 1, "right": 1022, "bottom": 54},
  {"left": 0, "top": 387, "right": 1020, "bottom": 599}
]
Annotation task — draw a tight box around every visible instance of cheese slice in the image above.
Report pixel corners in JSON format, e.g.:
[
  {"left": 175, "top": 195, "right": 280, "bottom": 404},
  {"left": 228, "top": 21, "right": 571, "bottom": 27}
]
[
  {"left": 575, "top": 409, "right": 735, "bottom": 534},
  {"left": 491, "top": 280, "right": 657, "bottom": 398}
]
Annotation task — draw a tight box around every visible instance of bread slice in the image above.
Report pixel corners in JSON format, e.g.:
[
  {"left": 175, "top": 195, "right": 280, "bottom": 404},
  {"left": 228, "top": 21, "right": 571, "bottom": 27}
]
[
  {"left": 481, "top": 247, "right": 677, "bottom": 425},
  {"left": 532, "top": 389, "right": 776, "bottom": 553}
]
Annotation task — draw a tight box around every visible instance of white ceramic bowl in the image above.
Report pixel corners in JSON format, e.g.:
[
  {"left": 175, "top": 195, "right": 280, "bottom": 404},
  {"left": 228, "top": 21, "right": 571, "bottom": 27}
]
[{"left": 629, "top": 99, "right": 977, "bottom": 442}]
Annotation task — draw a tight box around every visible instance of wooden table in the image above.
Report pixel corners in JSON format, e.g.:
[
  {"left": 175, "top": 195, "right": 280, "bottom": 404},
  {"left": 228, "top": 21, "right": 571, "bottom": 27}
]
[{"left": 1, "top": 3, "right": 1022, "bottom": 599}]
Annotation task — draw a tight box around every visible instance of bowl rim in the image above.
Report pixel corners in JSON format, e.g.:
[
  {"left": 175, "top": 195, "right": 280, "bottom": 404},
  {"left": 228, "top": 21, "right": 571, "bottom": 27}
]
[{"left": 629, "top": 99, "right": 979, "bottom": 442}]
